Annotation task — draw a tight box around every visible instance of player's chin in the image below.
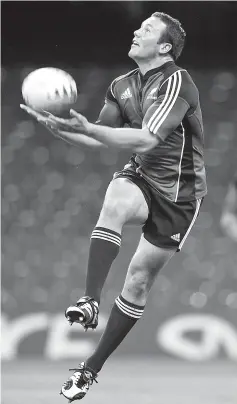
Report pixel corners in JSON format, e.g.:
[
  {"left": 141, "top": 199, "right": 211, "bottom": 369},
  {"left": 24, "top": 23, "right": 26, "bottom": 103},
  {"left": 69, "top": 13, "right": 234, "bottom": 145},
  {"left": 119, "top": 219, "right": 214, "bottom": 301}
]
[{"left": 128, "top": 47, "right": 138, "bottom": 59}]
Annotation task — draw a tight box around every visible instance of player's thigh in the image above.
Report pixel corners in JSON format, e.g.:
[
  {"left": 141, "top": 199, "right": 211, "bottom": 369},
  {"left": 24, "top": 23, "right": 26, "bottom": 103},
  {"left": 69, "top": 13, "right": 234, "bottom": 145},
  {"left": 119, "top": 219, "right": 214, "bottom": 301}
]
[
  {"left": 100, "top": 177, "right": 149, "bottom": 224},
  {"left": 122, "top": 235, "right": 176, "bottom": 296}
]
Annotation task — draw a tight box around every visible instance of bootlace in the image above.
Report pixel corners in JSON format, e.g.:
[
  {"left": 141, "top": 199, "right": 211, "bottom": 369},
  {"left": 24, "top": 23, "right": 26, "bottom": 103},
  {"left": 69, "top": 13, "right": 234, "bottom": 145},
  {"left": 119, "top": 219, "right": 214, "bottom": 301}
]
[
  {"left": 69, "top": 367, "right": 98, "bottom": 386},
  {"left": 77, "top": 299, "right": 99, "bottom": 331}
]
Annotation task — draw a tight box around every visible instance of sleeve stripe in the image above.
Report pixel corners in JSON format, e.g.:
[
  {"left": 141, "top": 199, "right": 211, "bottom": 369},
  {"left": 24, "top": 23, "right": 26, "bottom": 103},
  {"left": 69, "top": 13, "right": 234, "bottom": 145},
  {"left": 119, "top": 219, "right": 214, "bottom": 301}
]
[
  {"left": 147, "top": 71, "right": 182, "bottom": 134},
  {"left": 153, "top": 71, "right": 182, "bottom": 134},
  {"left": 148, "top": 71, "right": 181, "bottom": 133},
  {"left": 151, "top": 73, "right": 177, "bottom": 132},
  {"left": 111, "top": 81, "right": 116, "bottom": 98},
  {"left": 174, "top": 123, "right": 185, "bottom": 202},
  {"left": 147, "top": 75, "right": 173, "bottom": 129}
]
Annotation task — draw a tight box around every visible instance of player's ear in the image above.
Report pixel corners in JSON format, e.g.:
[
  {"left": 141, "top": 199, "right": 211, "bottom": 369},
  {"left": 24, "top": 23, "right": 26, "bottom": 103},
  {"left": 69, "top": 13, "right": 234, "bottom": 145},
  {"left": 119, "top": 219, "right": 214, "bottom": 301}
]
[{"left": 159, "top": 42, "right": 172, "bottom": 55}]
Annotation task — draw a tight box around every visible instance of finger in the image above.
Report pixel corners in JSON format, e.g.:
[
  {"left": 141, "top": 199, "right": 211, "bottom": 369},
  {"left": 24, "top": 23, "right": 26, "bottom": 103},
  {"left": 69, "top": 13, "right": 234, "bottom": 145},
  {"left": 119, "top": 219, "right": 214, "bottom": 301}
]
[
  {"left": 40, "top": 110, "right": 67, "bottom": 124},
  {"left": 70, "top": 109, "right": 81, "bottom": 119},
  {"left": 43, "top": 119, "right": 60, "bottom": 129},
  {"left": 45, "top": 115, "right": 65, "bottom": 122},
  {"left": 57, "top": 130, "right": 79, "bottom": 136},
  {"left": 41, "top": 110, "right": 57, "bottom": 118},
  {"left": 20, "top": 104, "right": 28, "bottom": 111},
  {"left": 41, "top": 122, "right": 60, "bottom": 137},
  {"left": 20, "top": 105, "right": 62, "bottom": 125},
  {"left": 20, "top": 104, "right": 39, "bottom": 116},
  {"left": 20, "top": 104, "right": 47, "bottom": 122},
  {"left": 45, "top": 115, "right": 74, "bottom": 126}
]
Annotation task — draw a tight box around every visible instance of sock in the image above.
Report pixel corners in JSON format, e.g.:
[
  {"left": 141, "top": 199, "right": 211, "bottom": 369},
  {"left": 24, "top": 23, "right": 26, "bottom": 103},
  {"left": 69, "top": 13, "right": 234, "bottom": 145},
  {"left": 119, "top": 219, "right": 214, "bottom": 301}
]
[
  {"left": 85, "top": 227, "right": 121, "bottom": 304},
  {"left": 86, "top": 295, "right": 145, "bottom": 373}
]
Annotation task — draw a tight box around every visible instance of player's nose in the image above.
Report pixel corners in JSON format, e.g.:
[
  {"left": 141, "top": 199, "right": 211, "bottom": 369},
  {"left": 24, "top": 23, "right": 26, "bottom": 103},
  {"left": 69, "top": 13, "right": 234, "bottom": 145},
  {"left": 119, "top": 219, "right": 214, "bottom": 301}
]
[{"left": 134, "top": 29, "right": 141, "bottom": 37}]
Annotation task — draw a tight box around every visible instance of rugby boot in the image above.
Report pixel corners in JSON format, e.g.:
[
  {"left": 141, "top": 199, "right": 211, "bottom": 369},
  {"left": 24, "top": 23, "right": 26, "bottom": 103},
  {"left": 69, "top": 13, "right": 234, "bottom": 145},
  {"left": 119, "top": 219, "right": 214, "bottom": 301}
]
[
  {"left": 65, "top": 296, "right": 99, "bottom": 330},
  {"left": 60, "top": 362, "right": 98, "bottom": 402}
]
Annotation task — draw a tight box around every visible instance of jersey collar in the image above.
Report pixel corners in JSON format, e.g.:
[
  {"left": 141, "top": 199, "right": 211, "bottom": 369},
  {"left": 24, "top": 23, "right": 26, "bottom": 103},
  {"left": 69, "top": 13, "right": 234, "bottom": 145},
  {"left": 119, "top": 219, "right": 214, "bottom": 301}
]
[{"left": 139, "top": 61, "right": 175, "bottom": 82}]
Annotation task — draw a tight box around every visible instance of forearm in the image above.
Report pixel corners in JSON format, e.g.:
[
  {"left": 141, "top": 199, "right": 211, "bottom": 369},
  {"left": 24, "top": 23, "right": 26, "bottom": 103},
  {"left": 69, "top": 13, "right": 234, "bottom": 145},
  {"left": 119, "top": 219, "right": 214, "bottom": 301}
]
[
  {"left": 55, "top": 130, "right": 107, "bottom": 149},
  {"left": 87, "top": 123, "right": 157, "bottom": 152}
]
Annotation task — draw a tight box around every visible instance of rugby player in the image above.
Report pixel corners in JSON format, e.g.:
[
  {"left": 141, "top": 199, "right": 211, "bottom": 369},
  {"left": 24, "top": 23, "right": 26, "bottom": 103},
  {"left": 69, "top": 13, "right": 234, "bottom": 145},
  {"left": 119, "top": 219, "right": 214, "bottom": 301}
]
[{"left": 21, "top": 12, "right": 207, "bottom": 402}]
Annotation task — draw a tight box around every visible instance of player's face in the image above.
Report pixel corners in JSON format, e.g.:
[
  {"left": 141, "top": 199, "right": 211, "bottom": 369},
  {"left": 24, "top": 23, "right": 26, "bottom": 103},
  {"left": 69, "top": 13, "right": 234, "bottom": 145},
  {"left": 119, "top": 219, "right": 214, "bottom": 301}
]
[{"left": 129, "top": 17, "right": 169, "bottom": 61}]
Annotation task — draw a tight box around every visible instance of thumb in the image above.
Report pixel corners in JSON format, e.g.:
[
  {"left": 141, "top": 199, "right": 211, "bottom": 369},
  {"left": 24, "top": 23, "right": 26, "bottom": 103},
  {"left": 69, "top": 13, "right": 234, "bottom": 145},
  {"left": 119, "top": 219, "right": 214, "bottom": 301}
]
[{"left": 70, "top": 109, "right": 80, "bottom": 118}]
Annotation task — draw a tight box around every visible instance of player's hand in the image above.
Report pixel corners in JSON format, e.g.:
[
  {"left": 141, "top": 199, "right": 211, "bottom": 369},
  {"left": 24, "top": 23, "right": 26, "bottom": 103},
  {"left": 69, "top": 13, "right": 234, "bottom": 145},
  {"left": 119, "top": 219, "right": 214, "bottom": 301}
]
[
  {"left": 20, "top": 104, "right": 62, "bottom": 133},
  {"left": 69, "top": 109, "right": 90, "bottom": 134},
  {"left": 20, "top": 104, "right": 52, "bottom": 123},
  {"left": 20, "top": 104, "right": 91, "bottom": 139},
  {"left": 20, "top": 104, "right": 81, "bottom": 135},
  {"left": 20, "top": 104, "right": 70, "bottom": 130},
  {"left": 20, "top": 104, "right": 63, "bottom": 138},
  {"left": 44, "top": 109, "right": 90, "bottom": 134}
]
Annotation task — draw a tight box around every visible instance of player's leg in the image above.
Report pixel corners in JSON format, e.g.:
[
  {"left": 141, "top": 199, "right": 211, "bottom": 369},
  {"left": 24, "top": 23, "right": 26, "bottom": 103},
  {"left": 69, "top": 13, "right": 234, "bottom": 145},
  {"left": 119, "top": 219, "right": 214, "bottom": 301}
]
[
  {"left": 85, "top": 235, "right": 175, "bottom": 372},
  {"left": 65, "top": 177, "right": 149, "bottom": 328},
  {"left": 85, "top": 177, "right": 149, "bottom": 302},
  {"left": 61, "top": 236, "right": 175, "bottom": 401}
]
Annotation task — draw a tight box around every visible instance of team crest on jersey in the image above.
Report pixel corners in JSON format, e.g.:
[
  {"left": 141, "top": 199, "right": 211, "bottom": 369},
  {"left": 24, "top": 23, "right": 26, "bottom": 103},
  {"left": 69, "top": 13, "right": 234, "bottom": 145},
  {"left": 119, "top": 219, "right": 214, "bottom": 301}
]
[{"left": 147, "top": 88, "right": 158, "bottom": 100}]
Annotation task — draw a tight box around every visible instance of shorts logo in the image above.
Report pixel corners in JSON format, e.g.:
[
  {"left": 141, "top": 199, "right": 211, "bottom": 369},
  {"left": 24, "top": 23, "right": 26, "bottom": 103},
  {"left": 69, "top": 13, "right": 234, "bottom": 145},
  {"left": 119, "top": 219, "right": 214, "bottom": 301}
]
[
  {"left": 121, "top": 88, "right": 132, "bottom": 99},
  {"left": 147, "top": 87, "right": 158, "bottom": 100},
  {"left": 171, "top": 233, "right": 180, "bottom": 242}
]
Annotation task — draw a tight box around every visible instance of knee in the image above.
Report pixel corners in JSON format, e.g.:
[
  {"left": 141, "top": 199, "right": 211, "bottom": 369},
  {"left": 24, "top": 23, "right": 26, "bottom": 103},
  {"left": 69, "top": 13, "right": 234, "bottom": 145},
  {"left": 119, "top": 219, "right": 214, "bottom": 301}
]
[{"left": 100, "top": 196, "right": 130, "bottom": 222}]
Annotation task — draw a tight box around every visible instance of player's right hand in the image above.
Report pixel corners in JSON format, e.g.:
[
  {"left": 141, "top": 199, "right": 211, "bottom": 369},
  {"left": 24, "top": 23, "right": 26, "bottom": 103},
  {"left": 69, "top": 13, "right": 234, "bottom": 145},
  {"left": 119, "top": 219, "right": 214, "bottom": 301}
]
[
  {"left": 20, "top": 104, "right": 69, "bottom": 137},
  {"left": 20, "top": 104, "right": 80, "bottom": 134},
  {"left": 20, "top": 104, "right": 54, "bottom": 123}
]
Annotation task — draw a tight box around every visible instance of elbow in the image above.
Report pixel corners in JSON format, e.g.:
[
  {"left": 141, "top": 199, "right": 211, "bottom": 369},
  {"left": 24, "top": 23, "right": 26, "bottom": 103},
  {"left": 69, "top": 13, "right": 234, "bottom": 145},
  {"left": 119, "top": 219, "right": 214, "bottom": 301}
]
[
  {"left": 134, "top": 139, "right": 158, "bottom": 153},
  {"left": 133, "top": 128, "right": 159, "bottom": 153},
  {"left": 134, "top": 144, "right": 151, "bottom": 153}
]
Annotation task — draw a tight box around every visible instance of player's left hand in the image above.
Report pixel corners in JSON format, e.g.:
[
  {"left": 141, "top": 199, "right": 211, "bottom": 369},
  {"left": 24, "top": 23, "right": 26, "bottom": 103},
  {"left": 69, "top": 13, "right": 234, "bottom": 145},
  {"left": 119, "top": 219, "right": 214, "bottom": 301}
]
[
  {"left": 37, "top": 108, "right": 91, "bottom": 134},
  {"left": 68, "top": 109, "right": 90, "bottom": 134},
  {"left": 43, "top": 109, "right": 90, "bottom": 134}
]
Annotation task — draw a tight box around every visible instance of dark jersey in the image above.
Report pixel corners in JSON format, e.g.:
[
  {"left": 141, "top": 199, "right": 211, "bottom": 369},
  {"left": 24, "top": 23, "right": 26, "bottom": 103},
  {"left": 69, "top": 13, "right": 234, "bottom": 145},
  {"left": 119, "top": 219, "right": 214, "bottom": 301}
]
[{"left": 105, "top": 61, "right": 207, "bottom": 202}]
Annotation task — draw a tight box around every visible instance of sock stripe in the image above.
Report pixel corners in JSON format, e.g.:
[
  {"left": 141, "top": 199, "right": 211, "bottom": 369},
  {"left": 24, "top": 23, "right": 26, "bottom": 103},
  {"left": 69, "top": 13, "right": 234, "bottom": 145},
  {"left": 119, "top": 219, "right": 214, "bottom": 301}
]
[
  {"left": 116, "top": 296, "right": 144, "bottom": 313},
  {"left": 91, "top": 234, "right": 121, "bottom": 247},
  {"left": 91, "top": 230, "right": 121, "bottom": 246},
  {"left": 115, "top": 297, "right": 144, "bottom": 319},
  {"left": 95, "top": 227, "right": 121, "bottom": 237},
  {"left": 115, "top": 299, "right": 143, "bottom": 319},
  {"left": 92, "top": 229, "right": 121, "bottom": 242}
]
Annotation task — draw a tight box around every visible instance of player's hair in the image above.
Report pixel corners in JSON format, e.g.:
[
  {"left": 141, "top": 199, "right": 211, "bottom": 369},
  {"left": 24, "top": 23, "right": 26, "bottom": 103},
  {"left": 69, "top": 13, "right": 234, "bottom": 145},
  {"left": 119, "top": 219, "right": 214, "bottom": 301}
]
[{"left": 152, "top": 12, "right": 186, "bottom": 60}]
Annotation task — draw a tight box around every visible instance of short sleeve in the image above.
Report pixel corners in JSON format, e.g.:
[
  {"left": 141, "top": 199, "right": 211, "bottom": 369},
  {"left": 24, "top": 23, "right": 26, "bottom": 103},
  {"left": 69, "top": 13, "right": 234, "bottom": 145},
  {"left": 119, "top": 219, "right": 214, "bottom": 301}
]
[
  {"left": 105, "top": 82, "right": 119, "bottom": 105},
  {"left": 143, "top": 70, "right": 196, "bottom": 139}
]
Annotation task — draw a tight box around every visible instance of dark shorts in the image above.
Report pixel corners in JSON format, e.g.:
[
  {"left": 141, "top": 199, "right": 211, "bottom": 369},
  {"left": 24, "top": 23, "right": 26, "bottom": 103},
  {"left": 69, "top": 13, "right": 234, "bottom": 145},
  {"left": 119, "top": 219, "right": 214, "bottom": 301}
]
[{"left": 113, "top": 167, "right": 203, "bottom": 252}]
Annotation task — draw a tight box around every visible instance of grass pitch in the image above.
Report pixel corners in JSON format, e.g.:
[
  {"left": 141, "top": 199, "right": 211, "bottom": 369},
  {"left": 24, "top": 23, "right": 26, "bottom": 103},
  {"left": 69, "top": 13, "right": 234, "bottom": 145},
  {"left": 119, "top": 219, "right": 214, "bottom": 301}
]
[{"left": 2, "top": 358, "right": 237, "bottom": 404}]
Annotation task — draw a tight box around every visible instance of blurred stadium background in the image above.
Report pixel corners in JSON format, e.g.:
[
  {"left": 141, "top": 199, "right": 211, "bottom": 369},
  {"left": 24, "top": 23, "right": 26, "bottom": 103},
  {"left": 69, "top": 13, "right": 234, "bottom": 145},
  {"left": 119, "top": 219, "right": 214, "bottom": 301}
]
[{"left": 1, "top": 1, "right": 237, "bottom": 403}]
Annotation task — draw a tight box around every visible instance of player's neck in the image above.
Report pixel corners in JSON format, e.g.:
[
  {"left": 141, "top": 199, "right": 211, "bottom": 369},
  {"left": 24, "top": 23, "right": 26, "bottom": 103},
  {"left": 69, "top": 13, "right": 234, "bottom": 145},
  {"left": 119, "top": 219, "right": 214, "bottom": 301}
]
[{"left": 137, "top": 56, "right": 173, "bottom": 76}]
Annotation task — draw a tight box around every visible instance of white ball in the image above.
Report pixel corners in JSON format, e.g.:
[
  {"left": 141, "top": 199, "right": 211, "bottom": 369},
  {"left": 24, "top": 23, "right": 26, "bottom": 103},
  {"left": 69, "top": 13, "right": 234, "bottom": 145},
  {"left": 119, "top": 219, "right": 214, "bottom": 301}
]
[{"left": 22, "top": 67, "right": 77, "bottom": 114}]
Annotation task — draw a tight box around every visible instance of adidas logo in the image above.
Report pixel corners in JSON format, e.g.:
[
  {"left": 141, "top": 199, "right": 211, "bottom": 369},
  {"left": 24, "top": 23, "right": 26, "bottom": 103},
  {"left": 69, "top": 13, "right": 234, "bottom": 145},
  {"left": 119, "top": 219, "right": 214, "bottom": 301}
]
[
  {"left": 171, "top": 233, "right": 180, "bottom": 242},
  {"left": 121, "top": 88, "right": 132, "bottom": 99},
  {"left": 147, "top": 87, "right": 157, "bottom": 100}
]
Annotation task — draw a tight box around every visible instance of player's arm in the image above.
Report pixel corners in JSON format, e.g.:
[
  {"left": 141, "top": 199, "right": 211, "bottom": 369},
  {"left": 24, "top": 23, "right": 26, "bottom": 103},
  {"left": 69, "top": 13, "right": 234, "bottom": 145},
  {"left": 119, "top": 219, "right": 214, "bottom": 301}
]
[
  {"left": 69, "top": 70, "right": 190, "bottom": 152},
  {"left": 20, "top": 104, "right": 105, "bottom": 148},
  {"left": 20, "top": 99, "right": 123, "bottom": 149},
  {"left": 20, "top": 83, "right": 124, "bottom": 149},
  {"left": 51, "top": 100, "right": 124, "bottom": 149},
  {"left": 220, "top": 177, "right": 237, "bottom": 242}
]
